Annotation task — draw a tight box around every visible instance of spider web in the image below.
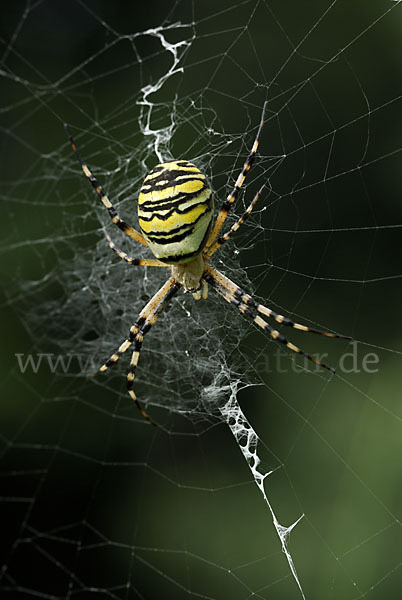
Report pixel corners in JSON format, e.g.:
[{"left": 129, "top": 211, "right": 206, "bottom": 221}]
[{"left": 1, "top": 1, "right": 402, "bottom": 598}]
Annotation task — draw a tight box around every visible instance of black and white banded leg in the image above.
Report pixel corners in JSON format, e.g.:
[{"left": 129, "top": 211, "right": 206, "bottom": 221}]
[
  {"left": 95, "top": 277, "right": 179, "bottom": 375},
  {"left": 206, "top": 101, "right": 268, "bottom": 250},
  {"left": 204, "top": 264, "right": 350, "bottom": 373},
  {"left": 205, "top": 185, "right": 265, "bottom": 259},
  {"left": 65, "top": 124, "right": 147, "bottom": 247},
  {"left": 126, "top": 278, "right": 182, "bottom": 424},
  {"left": 103, "top": 230, "right": 169, "bottom": 267}
]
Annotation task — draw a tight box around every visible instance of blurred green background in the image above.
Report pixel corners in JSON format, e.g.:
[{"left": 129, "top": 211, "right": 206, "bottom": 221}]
[{"left": 1, "top": 1, "right": 402, "bottom": 598}]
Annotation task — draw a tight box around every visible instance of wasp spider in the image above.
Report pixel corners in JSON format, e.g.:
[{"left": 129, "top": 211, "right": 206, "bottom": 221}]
[{"left": 65, "top": 103, "right": 348, "bottom": 424}]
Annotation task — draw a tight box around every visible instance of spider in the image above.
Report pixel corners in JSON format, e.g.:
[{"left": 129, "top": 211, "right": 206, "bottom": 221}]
[{"left": 65, "top": 103, "right": 348, "bottom": 424}]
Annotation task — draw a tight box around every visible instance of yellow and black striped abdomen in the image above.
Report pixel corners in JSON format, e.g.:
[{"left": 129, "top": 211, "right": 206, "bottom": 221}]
[{"left": 138, "top": 160, "right": 213, "bottom": 264}]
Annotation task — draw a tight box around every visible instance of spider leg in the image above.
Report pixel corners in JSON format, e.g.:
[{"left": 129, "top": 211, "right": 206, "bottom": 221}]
[
  {"left": 65, "top": 124, "right": 147, "bottom": 247},
  {"left": 126, "top": 278, "right": 182, "bottom": 424},
  {"left": 204, "top": 185, "right": 265, "bottom": 259},
  {"left": 204, "top": 264, "right": 350, "bottom": 373},
  {"left": 205, "top": 101, "right": 268, "bottom": 250},
  {"left": 95, "top": 277, "right": 178, "bottom": 375},
  {"left": 103, "top": 230, "right": 169, "bottom": 267}
]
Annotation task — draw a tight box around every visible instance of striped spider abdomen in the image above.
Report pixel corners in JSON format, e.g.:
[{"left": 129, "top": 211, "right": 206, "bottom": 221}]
[{"left": 138, "top": 160, "right": 213, "bottom": 264}]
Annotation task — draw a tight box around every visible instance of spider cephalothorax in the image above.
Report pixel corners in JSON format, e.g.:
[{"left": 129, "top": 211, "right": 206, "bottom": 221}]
[{"left": 65, "top": 103, "right": 349, "bottom": 424}]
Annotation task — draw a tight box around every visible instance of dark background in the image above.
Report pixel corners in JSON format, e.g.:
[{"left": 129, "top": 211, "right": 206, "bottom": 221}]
[{"left": 1, "top": 1, "right": 401, "bottom": 598}]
